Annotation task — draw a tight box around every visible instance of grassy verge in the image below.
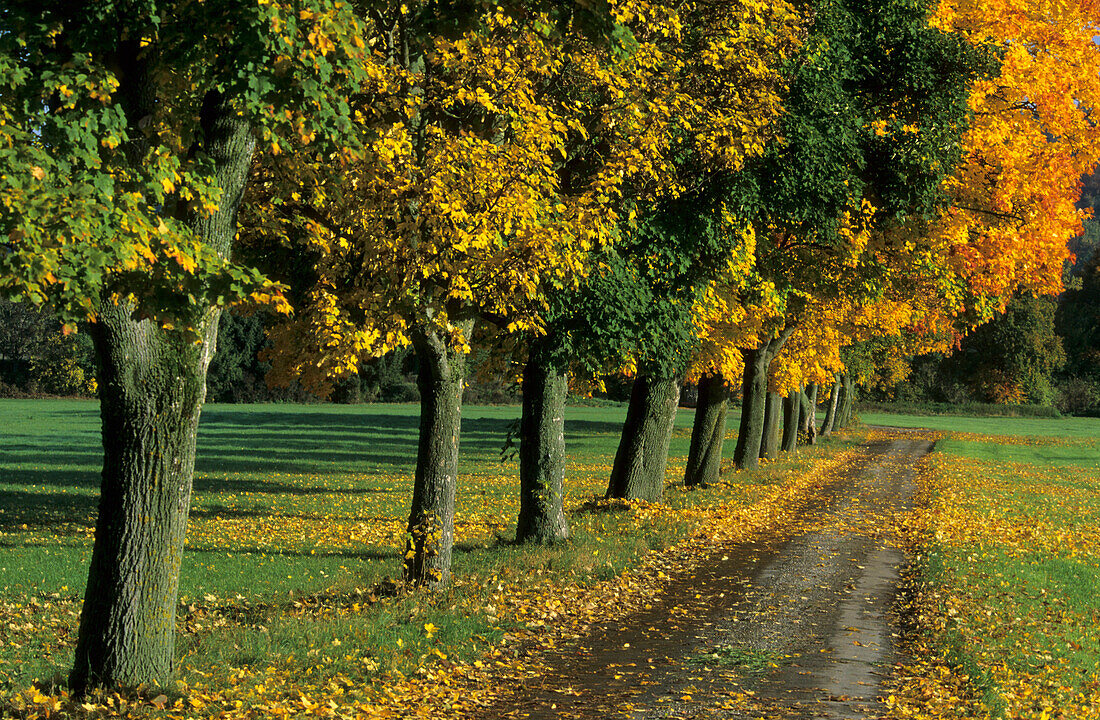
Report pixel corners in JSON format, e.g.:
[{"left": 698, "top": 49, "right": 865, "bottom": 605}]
[
  {"left": 858, "top": 401, "right": 1061, "bottom": 418},
  {"left": 875, "top": 412, "right": 1100, "bottom": 720},
  {"left": 0, "top": 399, "right": 859, "bottom": 718}
]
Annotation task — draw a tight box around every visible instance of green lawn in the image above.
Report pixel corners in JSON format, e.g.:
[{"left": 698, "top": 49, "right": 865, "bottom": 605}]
[
  {"left": 861, "top": 409, "right": 1100, "bottom": 440},
  {"left": 0, "top": 398, "right": 851, "bottom": 704},
  {"left": 0, "top": 400, "right": 643, "bottom": 598},
  {"left": 865, "top": 409, "right": 1100, "bottom": 716}
]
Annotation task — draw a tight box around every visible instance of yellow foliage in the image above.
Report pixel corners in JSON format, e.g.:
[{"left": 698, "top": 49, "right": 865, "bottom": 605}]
[{"left": 250, "top": 0, "right": 801, "bottom": 392}]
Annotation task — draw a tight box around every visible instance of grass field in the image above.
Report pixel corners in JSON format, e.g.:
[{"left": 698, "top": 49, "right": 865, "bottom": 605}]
[
  {"left": 0, "top": 398, "right": 857, "bottom": 717},
  {"left": 865, "top": 412, "right": 1100, "bottom": 719}
]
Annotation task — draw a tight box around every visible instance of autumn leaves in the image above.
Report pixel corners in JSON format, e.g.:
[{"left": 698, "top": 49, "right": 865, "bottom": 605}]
[{"left": 3, "top": 0, "right": 1099, "bottom": 695}]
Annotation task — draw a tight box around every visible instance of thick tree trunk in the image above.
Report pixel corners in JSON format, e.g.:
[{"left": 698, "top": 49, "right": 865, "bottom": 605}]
[
  {"left": 838, "top": 373, "right": 856, "bottom": 428},
  {"left": 516, "top": 353, "right": 569, "bottom": 544},
  {"left": 70, "top": 93, "right": 254, "bottom": 693},
  {"left": 606, "top": 374, "right": 681, "bottom": 501},
  {"left": 821, "top": 377, "right": 841, "bottom": 437},
  {"left": 804, "top": 383, "right": 819, "bottom": 445},
  {"left": 733, "top": 347, "right": 768, "bottom": 470},
  {"left": 759, "top": 390, "right": 782, "bottom": 461},
  {"left": 684, "top": 373, "right": 729, "bottom": 488},
  {"left": 781, "top": 389, "right": 801, "bottom": 453},
  {"left": 404, "top": 321, "right": 472, "bottom": 588},
  {"left": 733, "top": 325, "right": 796, "bottom": 470}
]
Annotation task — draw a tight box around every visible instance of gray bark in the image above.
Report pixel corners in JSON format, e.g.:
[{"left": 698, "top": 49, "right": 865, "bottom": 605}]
[
  {"left": 759, "top": 390, "right": 782, "bottom": 460},
  {"left": 606, "top": 374, "right": 681, "bottom": 501},
  {"left": 781, "top": 388, "right": 801, "bottom": 453},
  {"left": 684, "top": 373, "right": 729, "bottom": 488},
  {"left": 70, "top": 90, "right": 254, "bottom": 693},
  {"left": 821, "top": 377, "right": 841, "bottom": 437},
  {"left": 837, "top": 373, "right": 855, "bottom": 429},
  {"left": 405, "top": 321, "right": 472, "bottom": 587},
  {"left": 516, "top": 353, "right": 570, "bottom": 544},
  {"left": 733, "top": 326, "right": 796, "bottom": 470},
  {"left": 804, "top": 383, "right": 819, "bottom": 445}
]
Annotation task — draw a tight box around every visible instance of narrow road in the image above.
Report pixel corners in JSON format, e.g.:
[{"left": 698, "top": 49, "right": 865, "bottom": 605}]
[{"left": 484, "top": 432, "right": 933, "bottom": 719}]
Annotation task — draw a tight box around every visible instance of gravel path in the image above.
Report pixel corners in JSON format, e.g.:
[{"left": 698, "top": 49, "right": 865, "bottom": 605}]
[{"left": 484, "top": 432, "right": 933, "bottom": 719}]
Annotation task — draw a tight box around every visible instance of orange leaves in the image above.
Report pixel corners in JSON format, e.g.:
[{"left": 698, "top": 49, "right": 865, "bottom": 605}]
[{"left": 931, "top": 0, "right": 1100, "bottom": 309}]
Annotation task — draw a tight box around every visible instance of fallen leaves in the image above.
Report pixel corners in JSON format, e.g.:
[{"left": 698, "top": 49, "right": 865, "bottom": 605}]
[{"left": 886, "top": 428, "right": 1100, "bottom": 720}]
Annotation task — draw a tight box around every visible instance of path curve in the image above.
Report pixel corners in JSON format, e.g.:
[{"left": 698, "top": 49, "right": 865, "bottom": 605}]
[{"left": 483, "top": 431, "right": 933, "bottom": 719}]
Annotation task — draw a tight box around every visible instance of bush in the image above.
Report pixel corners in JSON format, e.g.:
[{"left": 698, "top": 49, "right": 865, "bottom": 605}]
[
  {"left": 1055, "top": 376, "right": 1100, "bottom": 416},
  {"left": 857, "top": 400, "right": 1061, "bottom": 418}
]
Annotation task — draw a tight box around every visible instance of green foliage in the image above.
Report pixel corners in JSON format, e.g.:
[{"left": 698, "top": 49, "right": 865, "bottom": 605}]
[
  {"left": 540, "top": 187, "right": 751, "bottom": 381},
  {"left": 1057, "top": 253, "right": 1100, "bottom": 381},
  {"left": 946, "top": 294, "right": 1064, "bottom": 405},
  {"left": 0, "top": 300, "right": 94, "bottom": 397},
  {"left": 731, "top": 0, "right": 994, "bottom": 304},
  {"left": 0, "top": 0, "right": 370, "bottom": 328}
]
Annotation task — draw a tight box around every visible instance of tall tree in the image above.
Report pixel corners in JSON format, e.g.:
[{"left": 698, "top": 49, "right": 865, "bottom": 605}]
[
  {"left": 930, "top": 0, "right": 1100, "bottom": 314},
  {"left": 724, "top": 0, "right": 990, "bottom": 467},
  {"left": 1, "top": 0, "right": 369, "bottom": 692},
  {"left": 250, "top": 0, "right": 798, "bottom": 576}
]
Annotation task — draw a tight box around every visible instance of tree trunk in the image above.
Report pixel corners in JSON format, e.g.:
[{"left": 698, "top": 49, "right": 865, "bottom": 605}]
[
  {"left": 733, "top": 325, "right": 796, "bottom": 470},
  {"left": 404, "top": 321, "right": 472, "bottom": 588},
  {"left": 781, "top": 388, "right": 801, "bottom": 453},
  {"left": 798, "top": 386, "right": 812, "bottom": 437},
  {"left": 516, "top": 352, "right": 569, "bottom": 544},
  {"left": 759, "top": 390, "right": 782, "bottom": 460},
  {"left": 606, "top": 374, "right": 681, "bottom": 501},
  {"left": 804, "top": 383, "right": 819, "bottom": 445},
  {"left": 821, "top": 377, "right": 841, "bottom": 437},
  {"left": 733, "top": 347, "right": 768, "bottom": 470},
  {"left": 684, "top": 373, "right": 729, "bottom": 488},
  {"left": 838, "top": 373, "right": 855, "bottom": 428},
  {"left": 70, "top": 92, "right": 254, "bottom": 693}
]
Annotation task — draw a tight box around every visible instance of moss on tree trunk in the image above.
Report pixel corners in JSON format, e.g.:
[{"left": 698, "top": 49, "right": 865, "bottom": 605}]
[
  {"left": 781, "top": 388, "right": 801, "bottom": 453},
  {"left": 684, "top": 373, "right": 729, "bottom": 488},
  {"left": 404, "top": 321, "right": 472, "bottom": 588},
  {"left": 70, "top": 92, "right": 253, "bottom": 694},
  {"left": 606, "top": 374, "right": 680, "bottom": 501},
  {"left": 516, "top": 352, "right": 569, "bottom": 544}
]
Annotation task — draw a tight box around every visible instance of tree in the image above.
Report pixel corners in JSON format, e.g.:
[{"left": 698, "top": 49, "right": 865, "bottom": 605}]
[
  {"left": 945, "top": 294, "right": 1065, "bottom": 405},
  {"left": 682, "top": 372, "right": 729, "bottom": 487},
  {"left": 1, "top": 0, "right": 370, "bottom": 692},
  {"left": 0, "top": 300, "right": 95, "bottom": 396},
  {"left": 250, "top": 0, "right": 794, "bottom": 578},
  {"left": 930, "top": 0, "right": 1100, "bottom": 315},
  {"left": 724, "top": 0, "right": 989, "bottom": 468}
]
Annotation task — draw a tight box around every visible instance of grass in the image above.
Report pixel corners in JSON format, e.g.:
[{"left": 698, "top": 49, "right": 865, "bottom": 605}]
[
  {"left": 861, "top": 410, "right": 1100, "bottom": 439},
  {"left": 867, "top": 410, "right": 1100, "bottom": 718},
  {"left": 687, "top": 645, "right": 782, "bottom": 673},
  {"left": 857, "top": 400, "right": 1061, "bottom": 418},
  {"left": 0, "top": 398, "right": 857, "bottom": 716}
]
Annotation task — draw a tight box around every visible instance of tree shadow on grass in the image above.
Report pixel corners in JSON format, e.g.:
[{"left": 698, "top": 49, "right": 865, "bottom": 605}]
[
  {"left": 184, "top": 544, "right": 403, "bottom": 562},
  {"left": 0, "top": 490, "right": 97, "bottom": 530},
  {"left": 0, "top": 467, "right": 100, "bottom": 490},
  {"left": 191, "top": 476, "right": 407, "bottom": 495}
]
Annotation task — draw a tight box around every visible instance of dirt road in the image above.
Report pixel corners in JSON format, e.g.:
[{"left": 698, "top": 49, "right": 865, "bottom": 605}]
[{"left": 484, "top": 432, "right": 933, "bottom": 719}]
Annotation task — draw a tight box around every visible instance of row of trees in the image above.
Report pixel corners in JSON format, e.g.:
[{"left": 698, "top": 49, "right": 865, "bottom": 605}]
[{"left": 3, "top": 0, "right": 1099, "bottom": 696}]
